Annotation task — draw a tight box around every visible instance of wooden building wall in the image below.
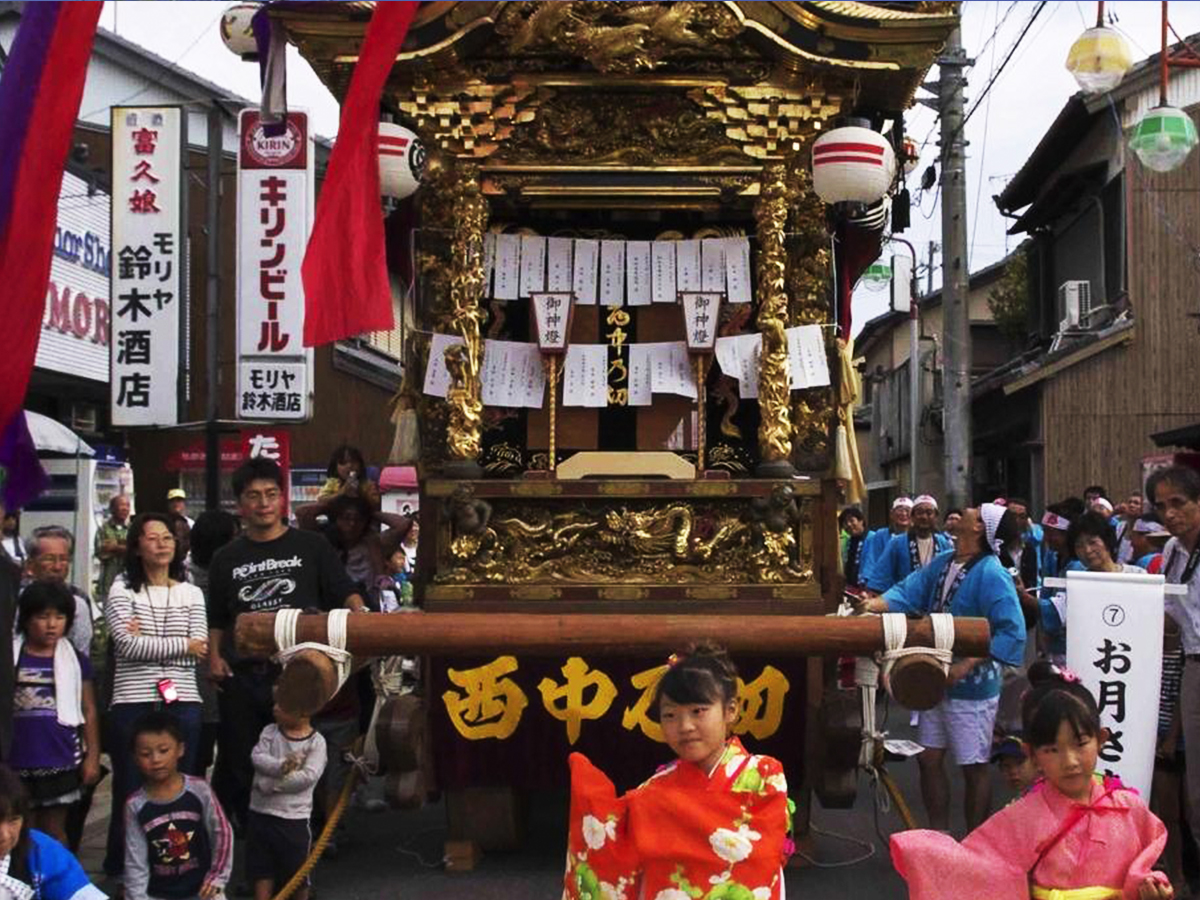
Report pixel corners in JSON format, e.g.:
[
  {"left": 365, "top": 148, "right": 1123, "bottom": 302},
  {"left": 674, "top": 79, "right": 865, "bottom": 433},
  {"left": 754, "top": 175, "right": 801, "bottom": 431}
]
[{"left": 1039, "top": 105, "right": 1200, "bottom": 502}]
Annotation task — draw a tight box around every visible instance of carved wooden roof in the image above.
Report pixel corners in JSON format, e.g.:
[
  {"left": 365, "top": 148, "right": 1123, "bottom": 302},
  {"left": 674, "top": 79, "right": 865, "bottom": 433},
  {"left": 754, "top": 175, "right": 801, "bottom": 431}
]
[{"left": 271, "top": 1, "right": 956, "bottom": 205}]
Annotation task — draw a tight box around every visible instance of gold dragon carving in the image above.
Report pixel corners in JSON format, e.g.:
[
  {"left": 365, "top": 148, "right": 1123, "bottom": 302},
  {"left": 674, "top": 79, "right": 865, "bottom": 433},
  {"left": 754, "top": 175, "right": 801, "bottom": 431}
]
[
  {"left": 754, "top": 163, "right": 793, "bottom": 468},
  {"left": 444, "top": 163, "right": 489, "bottom": 463},
  {"left": 436, "top": 486, "right": 814, "bottom": 586},
  {"left": 493, "top": 1, "right": 747, "bottom": 74}
]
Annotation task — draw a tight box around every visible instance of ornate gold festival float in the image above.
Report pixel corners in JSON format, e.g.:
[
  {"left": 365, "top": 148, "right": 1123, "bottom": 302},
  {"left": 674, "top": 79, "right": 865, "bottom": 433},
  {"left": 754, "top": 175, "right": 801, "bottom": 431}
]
[{"left": 259, "top": 0, "right": 958, "bottom": 856}]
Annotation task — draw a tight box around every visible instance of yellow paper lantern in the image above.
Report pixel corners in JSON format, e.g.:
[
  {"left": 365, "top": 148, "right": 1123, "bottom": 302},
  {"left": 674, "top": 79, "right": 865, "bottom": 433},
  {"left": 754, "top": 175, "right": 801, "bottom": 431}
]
[{"left": 1066, "top": 25, "right": 1132, "bottom": 94}]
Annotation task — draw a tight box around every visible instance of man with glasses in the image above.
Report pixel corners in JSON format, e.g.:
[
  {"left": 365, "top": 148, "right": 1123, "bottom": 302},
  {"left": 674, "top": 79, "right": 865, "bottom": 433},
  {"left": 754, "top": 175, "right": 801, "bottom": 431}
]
[
  {"left": 23, "top": 525, "right": 93, "bottom": 655},
  {"left": 206, "top": 456, "right": 366, "bottom": 829}
]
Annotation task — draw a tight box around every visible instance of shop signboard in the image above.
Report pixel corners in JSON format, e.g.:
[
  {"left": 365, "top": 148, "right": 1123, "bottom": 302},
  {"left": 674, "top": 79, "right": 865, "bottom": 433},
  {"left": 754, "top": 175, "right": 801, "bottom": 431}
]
[
  {"left": 110, "top": 106, "right": 185, "bottom": 426},
  {"left": 236, "top": 109, "right": 314, "bottom": 421}
]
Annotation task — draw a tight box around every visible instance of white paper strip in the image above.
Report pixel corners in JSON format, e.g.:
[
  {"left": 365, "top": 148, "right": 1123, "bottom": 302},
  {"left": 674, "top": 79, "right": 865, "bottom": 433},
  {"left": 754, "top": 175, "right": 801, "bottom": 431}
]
[
  {"left": 563, "top": 344, "right": 610, "bottom": 407},
  {"left": 787, "top": 325, "right": 831, "bottom": 389},
  {"left": 422, "top": 333, "right": 466, "bottom": 398},
  {"left": 481, "top": 339, "right": 546, "bottom": 408},
  {"left": 600, "top": 240, "right": 626, "bottom": 306},
  {"left": 628, "top": 343, "right": 653, "bottom": 406},
  {"left": 547, "top": 237, "right": 573, "bottom": 292},
  {"left": 493, "top": 233, "right": 521, "bottom": 300},
  {"left": 701, "top": 238, "right": 726, "bottom": 293},
  {"left": 626, "top": 241, "right": 652, "bottom": 307},
  {"left": 645, "top": 341, "right": 697, "bottom": 399},
  {"left": 725, "top": 236, "right": 752, "bottom": 304},
  {"left": 573, "top": 238, "right": 599, "bottom": 306},
  {"left": 714, "top": 332, "right": 763, "bottom": 399},
  {"left": 651, "top": 241, "right": 677, "bottom": 304},
  {"left": 519, "top": 235, "right": 546, "bottom": 298},
  {"left": 677, "top": 239, "right": 701, "bottom": 292},
  {"left": 482, "top": 232, "right": 496, "bottom": 300}
]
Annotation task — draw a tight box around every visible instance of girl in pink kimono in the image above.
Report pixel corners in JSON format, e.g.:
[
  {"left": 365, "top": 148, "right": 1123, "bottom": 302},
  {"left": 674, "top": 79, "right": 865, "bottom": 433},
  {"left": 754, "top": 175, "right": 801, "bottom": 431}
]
[{"left": 891, "top": 661, "right": 1172, "bottom": 900}]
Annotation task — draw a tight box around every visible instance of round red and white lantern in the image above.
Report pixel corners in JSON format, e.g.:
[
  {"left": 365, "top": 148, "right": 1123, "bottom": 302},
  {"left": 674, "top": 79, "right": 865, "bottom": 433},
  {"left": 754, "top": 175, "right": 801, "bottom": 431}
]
[
  {"left": 378, "top": 123, "right": 426, "bottom": 199},
  {"left": 219, "top": 3, "right": 261, "bottom": 59},
  {"left": 811, "top": 125, "right": 896, "bottom": 205}
]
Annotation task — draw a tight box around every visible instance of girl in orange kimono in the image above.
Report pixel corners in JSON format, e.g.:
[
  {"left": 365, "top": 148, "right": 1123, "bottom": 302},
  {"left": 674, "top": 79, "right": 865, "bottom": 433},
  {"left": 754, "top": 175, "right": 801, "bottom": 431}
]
[
  {"left": 563, "top": 644, "right": 791, "bottom": 900},
  {"left": 891, "top": 661, "right": 1172, "bottom": 900}
]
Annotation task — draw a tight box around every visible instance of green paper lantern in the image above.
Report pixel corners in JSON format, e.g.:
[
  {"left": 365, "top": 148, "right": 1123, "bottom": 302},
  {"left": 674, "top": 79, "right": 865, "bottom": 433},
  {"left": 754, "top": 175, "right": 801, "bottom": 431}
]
[
  {"left": 1129, "top": 105, "right": 1199, "bottom": 173},
  {"left": 861, "top": 261, "right": 892, "bottom": 291}
]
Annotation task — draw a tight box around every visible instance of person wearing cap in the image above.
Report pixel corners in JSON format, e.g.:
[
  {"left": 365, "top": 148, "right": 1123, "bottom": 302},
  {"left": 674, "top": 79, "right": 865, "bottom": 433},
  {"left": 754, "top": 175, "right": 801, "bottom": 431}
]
[
  {"left": 991, "top": 734, "right": 1036, "bottom": 798},
  {"left": 166, "top": 488, "right": 195, "bottom": 529},
  {"left": 861, "top": 495, "right": 951, "bottom": 593},
  {"left": 1130, "top": 515, "right": 1171, "bottom": 573},
  {"left": 859, "top": 497, "right": 912, "bottom": 584},
  {"left": 859, "top": 502, "right": 1026, "bottom": 832}
]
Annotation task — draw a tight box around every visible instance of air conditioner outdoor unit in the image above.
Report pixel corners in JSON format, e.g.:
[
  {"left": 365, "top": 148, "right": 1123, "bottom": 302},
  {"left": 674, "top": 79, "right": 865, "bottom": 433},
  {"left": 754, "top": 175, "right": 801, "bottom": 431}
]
[{"left": 1058, "top": 280, "right": 1092, "bottom": 330}]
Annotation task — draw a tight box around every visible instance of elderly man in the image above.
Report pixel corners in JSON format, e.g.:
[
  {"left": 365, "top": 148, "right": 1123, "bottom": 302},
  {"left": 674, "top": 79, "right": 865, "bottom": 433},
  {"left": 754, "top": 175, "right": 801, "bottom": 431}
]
[
  {"left": 94, "top": 494, "right": 130, "bottom": 601},
  {"left": 22, "top": 525, "right": 93, "bottom": 656},
  {"left": 862, "top": 494, "right": 952, "bottom": 593},
  {"left": 166, "top": 488, "right": 194, "bottom": 528}
]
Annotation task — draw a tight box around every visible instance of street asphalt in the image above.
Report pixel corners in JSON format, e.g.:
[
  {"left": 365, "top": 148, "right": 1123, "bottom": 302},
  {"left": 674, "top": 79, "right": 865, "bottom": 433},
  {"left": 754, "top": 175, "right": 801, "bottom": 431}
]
[{"left": 77, "top": 713, "right": 999, "bottom": 899}]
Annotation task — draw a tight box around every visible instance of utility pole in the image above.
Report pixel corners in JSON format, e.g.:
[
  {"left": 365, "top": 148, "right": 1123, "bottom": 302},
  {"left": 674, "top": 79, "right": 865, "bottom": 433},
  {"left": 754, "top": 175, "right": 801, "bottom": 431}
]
[
  {"left": 204, "top": 105, "right": 222, "bottom": 511},
  {"left": 938, "top": 27, "right": 972, "bottom": 510},
  {"left": 926, "top": 241, "right": 938, "bottom": 296}
]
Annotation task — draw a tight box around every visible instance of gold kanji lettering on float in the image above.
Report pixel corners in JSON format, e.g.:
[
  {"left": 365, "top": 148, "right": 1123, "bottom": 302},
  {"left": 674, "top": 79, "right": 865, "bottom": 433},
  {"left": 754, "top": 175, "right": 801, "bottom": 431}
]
[
  {"left": 621, "top": 664, "right": 668, "bottom": 743},
  {"left": 733, "top": 666, "right": 790, "bottom": 740},
  {"left": 442, "top": 655, "right": 529, "bottom": 740},
  {"left": 538, "top": 657, "right": 618, "bottom": 745}
]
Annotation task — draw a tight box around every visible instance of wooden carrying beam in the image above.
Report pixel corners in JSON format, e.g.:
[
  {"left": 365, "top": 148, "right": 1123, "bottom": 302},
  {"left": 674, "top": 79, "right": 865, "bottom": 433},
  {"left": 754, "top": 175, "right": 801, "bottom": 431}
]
[{"left": 235, "top": 611, "right": 990, "bottom": 660}]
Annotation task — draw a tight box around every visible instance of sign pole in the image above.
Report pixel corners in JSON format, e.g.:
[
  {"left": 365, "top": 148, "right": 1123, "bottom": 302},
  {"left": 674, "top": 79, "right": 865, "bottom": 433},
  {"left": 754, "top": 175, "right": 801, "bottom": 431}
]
[
  {"left": 205, "top": 104, "right": 222, "bottom": 511},
  {"left": 547, "top": 355, "right": 558, "bottom": 472},
  {"left": 530, "top": 291, "right": 575, "bottom": 475},
  {"left": 695, "top": 356, "right": 707, "bottom": 471},
  {"left": 680, "top": 291, "right": 723, "bottom": 476}
]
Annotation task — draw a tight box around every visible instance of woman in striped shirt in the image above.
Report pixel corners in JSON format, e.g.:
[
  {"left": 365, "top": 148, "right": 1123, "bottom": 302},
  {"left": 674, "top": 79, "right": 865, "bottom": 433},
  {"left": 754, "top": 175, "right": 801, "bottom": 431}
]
[{"left": 102, "top": 512, "right": 208, "bottom": 882}]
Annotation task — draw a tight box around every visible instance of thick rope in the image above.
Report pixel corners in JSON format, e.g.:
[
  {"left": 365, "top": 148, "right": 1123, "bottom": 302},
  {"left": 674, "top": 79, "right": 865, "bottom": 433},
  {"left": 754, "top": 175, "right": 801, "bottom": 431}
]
[
  {"left": 269, "top": 738, "right": 364, "bottom": 900},
  {"left": 274, "top": 608, "right": 301, "bottom": 654}
]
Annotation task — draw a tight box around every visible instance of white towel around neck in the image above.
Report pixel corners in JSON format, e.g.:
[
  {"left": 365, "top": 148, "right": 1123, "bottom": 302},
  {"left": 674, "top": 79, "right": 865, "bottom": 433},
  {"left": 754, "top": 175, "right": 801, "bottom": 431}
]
[{"left": 12, "top": 635, "right": 84, "bottom": 727}]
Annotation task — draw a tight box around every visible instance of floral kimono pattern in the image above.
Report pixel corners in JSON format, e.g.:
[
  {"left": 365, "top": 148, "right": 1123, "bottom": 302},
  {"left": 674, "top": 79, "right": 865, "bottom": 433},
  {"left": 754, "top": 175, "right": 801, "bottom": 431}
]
[
  {"left": 890, "top": 776, "right": 1168, "bottom": 900},
  {"left": 564, "top": 737, "right": 789, "bottom": 900}
]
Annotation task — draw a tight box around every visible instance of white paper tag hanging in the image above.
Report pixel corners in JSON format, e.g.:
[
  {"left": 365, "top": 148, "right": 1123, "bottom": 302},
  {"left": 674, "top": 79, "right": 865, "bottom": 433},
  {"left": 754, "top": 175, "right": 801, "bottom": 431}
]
[
  {"left": 626, "top": 241, "right": 651, "bottom": 306},
  {"left": 599, "top": 240, "right": 626, "bottom": 306},
  {"left": 481, "top": 339, "right": 546, "bottom": 409},
  {"left": 493, "top": 233, "right": 521, "bottom": 300},
  {"left": 547, "top": 237, "right": 573, "bottom": 292},
  {"left": 572, "top": 239, "right": 599, "bottom": 306},
  {"left": 563, "top": 344, "right": 609, "bottom": 407},
  {"left": 701, "top": 238, "right": 726, "bottom": 293},
  {"left": 651, "top": 241, "right": 677, "bottom": 304},
  {"left": 677, "top": 239, "right": 701, "bottom": 292},
  {"left": 422, "top": 333, "right": 467, "bottom": 398},
  {"left": 787, "top": 325, "right": 832, "bottom": 389},
  {"left": 628, "top": 344, "right": 653, "bottom": 406},
  {"left": 725, "top": 236, "right": 752, "bottom": 304},
  {"left": 519, "top": 234, "right": 546, "bottom": 298}
]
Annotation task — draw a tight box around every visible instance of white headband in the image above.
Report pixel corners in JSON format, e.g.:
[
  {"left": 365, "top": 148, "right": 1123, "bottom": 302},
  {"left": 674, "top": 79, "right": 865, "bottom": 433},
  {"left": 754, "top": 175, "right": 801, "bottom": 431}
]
[
  {"left": 892, "top": 497, "right": 914, "bottom": 510},
  {"left": 981, "top": 502, "right": 1007, "bottom": 554},
  {"left": 1041, "top": 511, "right": 1070, "bottom": 531},
  {"left": 1132, "top": 518, "right": 1170, "bottom": 537},
  {"left": 913, "top": 494, "right": 938, "bottom": 511},
  {"left": 1093, "top": 498, "right": 1114, "bottom": 513}
]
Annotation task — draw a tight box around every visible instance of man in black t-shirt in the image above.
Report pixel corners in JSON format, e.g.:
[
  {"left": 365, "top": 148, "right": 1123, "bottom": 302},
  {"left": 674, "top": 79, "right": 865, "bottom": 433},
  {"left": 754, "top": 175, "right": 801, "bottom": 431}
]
[{"left": 206, "top": 457, "right": 365, "bottom": 827}]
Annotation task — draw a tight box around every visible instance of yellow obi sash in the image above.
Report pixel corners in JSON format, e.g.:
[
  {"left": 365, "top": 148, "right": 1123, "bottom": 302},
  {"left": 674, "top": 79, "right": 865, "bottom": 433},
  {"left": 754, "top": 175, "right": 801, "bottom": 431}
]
[{"left": 1031, "top": 887, "right": 1121, "bottom": 900}]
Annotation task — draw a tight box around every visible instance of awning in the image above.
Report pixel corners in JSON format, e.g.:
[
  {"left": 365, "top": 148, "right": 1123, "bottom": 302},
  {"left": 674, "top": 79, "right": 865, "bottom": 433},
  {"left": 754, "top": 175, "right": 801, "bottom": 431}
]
[
  {"left": 24, "top": 411, "right": 94, "bottom": 456},
  {"left": 1152, "top": 423, "right": 1200, "bottom": 451}
]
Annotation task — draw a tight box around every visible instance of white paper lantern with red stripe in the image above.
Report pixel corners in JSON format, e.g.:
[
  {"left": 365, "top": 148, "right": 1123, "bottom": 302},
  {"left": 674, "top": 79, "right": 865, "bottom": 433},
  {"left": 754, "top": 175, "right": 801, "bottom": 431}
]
[
  {"left": 378, "top": 123, "right": 426, "bottom": 199},
  {"left": 811, "top": 125, "right": 896, "bottom": 205}
]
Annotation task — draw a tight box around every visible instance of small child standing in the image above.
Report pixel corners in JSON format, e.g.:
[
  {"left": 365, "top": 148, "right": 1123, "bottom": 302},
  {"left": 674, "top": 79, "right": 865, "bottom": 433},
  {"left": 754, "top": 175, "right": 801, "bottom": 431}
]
[
  {"left": 891, "top": 661, "right": 1172, "bottom": 899},
  {"left": 10, "top": 582, "right": 101, "bottom": 847},
  {"left": 247, "top": 701, "right": 326, "bottom": 900},
  {"left": 124, "top": 713, "right": 232, "bottom": 900},
  {"left": 991, "top": 734, "right": 1037, "bottom": 798}
]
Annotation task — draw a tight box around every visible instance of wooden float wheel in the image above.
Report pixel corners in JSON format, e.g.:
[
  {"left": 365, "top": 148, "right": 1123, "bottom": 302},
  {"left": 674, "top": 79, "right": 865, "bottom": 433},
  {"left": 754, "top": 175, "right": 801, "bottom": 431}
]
[
  {"left": 886, "top": 653, "right": 948, "bottom": 711},
  {"left": 375, "top": 693, "right": 428, "bottom": 773},
  {"left": 385, "top": 768, "right": 426, "bottom": 810},
  {"left": 814, "top": 685, "right": 861, "bottom": 809}
]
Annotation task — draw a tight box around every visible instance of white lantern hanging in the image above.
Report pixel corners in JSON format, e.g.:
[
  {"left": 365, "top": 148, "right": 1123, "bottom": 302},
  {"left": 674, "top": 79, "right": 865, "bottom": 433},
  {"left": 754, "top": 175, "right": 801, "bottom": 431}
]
[
  {"left": 1129, "top": 105, "right": 1199, "bottom": 172},
  {"left": 219, "top": 3, "right": 261, "bottom": 59},
  {"left": 811, "top": 124, "right": 896, "bottom": 205},
  {"left": 378, "top": 123, "right": 427, "bottom": 199},
  {"left": 1065, "top": 25, "right": 1132, "bottom": 95}
]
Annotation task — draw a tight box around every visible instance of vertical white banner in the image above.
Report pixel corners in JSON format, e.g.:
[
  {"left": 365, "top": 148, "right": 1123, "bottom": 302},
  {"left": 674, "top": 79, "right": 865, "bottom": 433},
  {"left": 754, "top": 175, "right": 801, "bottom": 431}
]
[
  {"left": 236, "top": 109, "right": 314, "bottom": 421},
  {"left": 1065, "top": 570, "right": 1164, "bottom": 799},
  {"left": 111, "top": 107, "right": 184, "bottom": 427}
]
